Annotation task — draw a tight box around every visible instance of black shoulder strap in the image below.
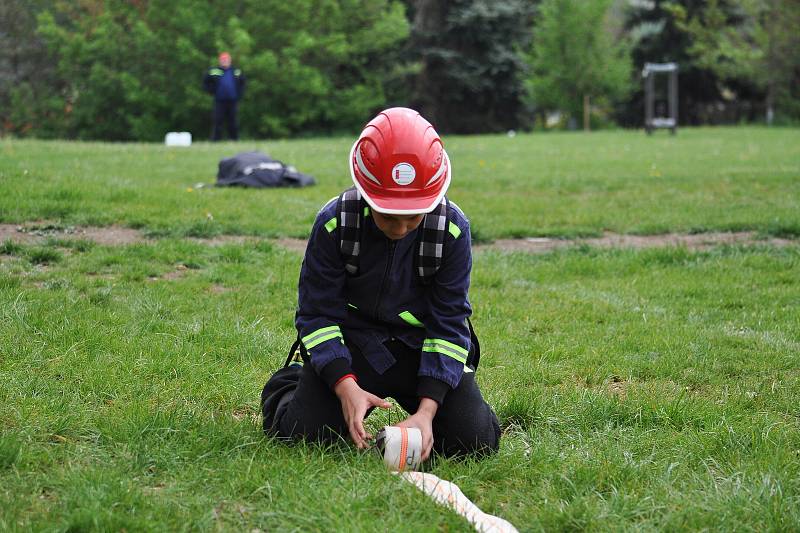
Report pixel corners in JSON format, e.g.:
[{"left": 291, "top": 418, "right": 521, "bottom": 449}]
[
  {"left": 337, "top": 187, "right": 364, "bottom": 275},
  {"left": 466, "top": 318, "right": 480, "bottom": 370},
  {"left": 284, "top": 334, "right": 309, "bottom": 367},
  {"left": 337, "top": 188, "right": 450, "bottom": 283},
  {"left": 414, "top": 196, "right": 449, "bottom": 284}
]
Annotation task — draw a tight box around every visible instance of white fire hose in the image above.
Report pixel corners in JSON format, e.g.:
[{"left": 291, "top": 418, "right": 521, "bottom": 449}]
[{"left": 376, "top": 426, "right": 519, "bottom": 533}]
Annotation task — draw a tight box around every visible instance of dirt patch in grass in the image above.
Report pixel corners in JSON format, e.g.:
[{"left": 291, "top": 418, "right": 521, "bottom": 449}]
[
  {"left": 0, "top": 223, "right": 143, "bottom": 246},
  {"left": 2, "top": 224, "right": 796, "bottom": 253},
  {"left": 72, "top": 226, "right": 144, "bottom": 246},
  {"left": 482, "top": 231, "right": 797, "bottom": 253},
  {"left": 162, "top": 265, "right": 189, "bottom": 280},
  {"left": 607, "top": 376, "right": 630, "bottom": 399},
  {"left": 274, "top": 238, "right": 308, "bottom": 254},
  {"left": 189, "top": 235, "right": 253, "bottom": 246},
  {"left": 191, "top": 235, "right": 308, "bottom": 253},
  {"left": 207, "top": 284, "right": 234, "bottom": 294},
  {"left": 231, "top": 405, "right": 260, "bottom": 424},
  {"left": 0, "top": 225, "right": 39, "bottom": 244},
  {"left": 148, "top": 264, "right": 190, "bottom": 282},
  {"left": 273, "top": 232, "right": 796, "bottom": 255}
]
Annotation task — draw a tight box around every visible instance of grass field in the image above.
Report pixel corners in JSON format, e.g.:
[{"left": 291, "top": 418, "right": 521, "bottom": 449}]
[
  {"left": 1, "top": 128, "right": 799, "bottom": 531},
  {"left": 2, "top": 127, "right": 799, "bottom": 240}
]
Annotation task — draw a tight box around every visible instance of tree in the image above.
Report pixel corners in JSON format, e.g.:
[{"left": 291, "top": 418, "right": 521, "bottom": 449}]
[
  {"left": 407, "top": 0, "right": 534, "bottom": 133},
  {"left": 674, "top": 0, "right": 800, "bottom": 123},
  {"left": 9, "top": 0, "right": 409, "bottom": 140},
  {"left": 236, "top": 0, "right": 410, "bottom": 137},
  {"left": 527, "top": 0, "right": 632, "bottom": 131},
  {"left": 0, "top": 0, "right": 66, "bottom": 137},
  {"left": 616, "top": 0, "right": 742, "bottom": 127},
  {"left": 31, "top": 0, "right": 232, "bottom": 140}
]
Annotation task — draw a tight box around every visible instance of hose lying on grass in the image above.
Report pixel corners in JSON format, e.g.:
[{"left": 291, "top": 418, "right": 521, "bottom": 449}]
[
  {"left": 397, "top": 472, "right": 518, "bottom": 533},
  {"left": 377, "top": 426, "right": 518, "bottom": 533}
]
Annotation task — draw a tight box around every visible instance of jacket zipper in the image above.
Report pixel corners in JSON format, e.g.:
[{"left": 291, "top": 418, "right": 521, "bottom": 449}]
[{"left": 373, "top": 240, "right": 396, "bottom": 321}]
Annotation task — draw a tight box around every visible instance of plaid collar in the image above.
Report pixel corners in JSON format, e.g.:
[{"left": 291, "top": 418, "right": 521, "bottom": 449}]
[{"left": 337, "top": 187, "right": 448, "bottom": 283}]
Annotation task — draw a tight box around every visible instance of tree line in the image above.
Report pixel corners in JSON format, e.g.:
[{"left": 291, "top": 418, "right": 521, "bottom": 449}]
[{"left": 1, "top": 0, "right": 798, "bottom": 141}]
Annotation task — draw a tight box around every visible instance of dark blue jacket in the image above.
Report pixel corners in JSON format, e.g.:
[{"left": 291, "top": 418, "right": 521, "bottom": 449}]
[
  {"left": 203, "top": 66, "right": 245, "bottom": 101},
  {"left": 296, "top": 195, "right": 473, "bottom": 404}
]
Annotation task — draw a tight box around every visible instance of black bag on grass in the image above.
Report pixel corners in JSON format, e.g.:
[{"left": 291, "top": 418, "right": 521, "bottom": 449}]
[{"left": 216, "top": 151, "right": 316, "bottom": 188}]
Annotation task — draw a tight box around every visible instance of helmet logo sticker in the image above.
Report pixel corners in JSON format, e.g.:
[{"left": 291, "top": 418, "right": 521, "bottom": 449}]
[{"left": 392, "top": 163, "right": 416, "bottom": 186}]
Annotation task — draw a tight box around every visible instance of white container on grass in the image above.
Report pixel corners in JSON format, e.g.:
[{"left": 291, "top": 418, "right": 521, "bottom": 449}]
[{"left": 165, "top": 132, "right": 192, "bottom": 147}]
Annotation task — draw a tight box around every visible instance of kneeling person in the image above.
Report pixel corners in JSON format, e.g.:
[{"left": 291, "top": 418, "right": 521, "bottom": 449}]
[{"left": 261, "top": 107, "right": 500, "bottom": 460}]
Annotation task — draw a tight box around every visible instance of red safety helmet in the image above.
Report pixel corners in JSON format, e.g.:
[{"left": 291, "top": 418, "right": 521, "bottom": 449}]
[{"left": 349, "top": 107, "right": 451, "bottom": 215}]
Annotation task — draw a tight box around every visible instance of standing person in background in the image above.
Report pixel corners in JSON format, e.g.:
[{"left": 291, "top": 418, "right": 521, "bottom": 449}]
[{"left": 203, "top": 52, "right": 245, "bottom": 141}]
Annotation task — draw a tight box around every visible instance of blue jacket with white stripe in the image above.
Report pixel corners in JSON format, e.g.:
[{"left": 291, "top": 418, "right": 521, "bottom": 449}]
[{"left": 295, "top": 195, "right": 473, "bottom": 404}]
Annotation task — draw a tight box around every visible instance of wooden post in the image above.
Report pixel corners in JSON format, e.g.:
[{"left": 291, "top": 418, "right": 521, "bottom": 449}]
[
  {"left": 645, "top": 71, "right": 654, "bottom": 134},
  {"left": 583, "top": 94, "right": 590, "bottom": 132},
  {"left": 669, "top": 69, "right": 678, "bottom": 135}
]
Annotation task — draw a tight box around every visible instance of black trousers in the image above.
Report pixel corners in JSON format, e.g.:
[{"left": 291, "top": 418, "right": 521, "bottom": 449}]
[
  {"left": 212, "top": 100, "right": 238, "bottom": 141},
  {"left": 261, "top": 340, "right": 500, "bottom": 457}
]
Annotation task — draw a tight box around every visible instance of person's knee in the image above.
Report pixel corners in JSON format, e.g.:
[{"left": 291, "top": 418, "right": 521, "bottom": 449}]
[
  {"left": 446, "top": 432, "right": 500, "bottom": 458},
  {"left": 435, "top": 410, "right": 501, "bottom": 458},
  {"left": 274, "top": 405, "right": 346, "bottom": 444},
  {"left": 260, "top": 366, "right": 301, "bottom": 435},
  {"left": 266, "top": 388, "right": 346, "bottom": 443},
  {"left": 433, "top": 375, "right": 501, "bottom": 457}
]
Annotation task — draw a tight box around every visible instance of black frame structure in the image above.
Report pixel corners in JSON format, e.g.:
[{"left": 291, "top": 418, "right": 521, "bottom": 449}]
[{"left": 643, "top": 62, "right": 678, "bottom": 135}]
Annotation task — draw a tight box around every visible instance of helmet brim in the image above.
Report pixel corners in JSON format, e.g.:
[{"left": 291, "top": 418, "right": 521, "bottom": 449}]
[{"left": 349, "top": 141, "right": 452, "bottom": 215}]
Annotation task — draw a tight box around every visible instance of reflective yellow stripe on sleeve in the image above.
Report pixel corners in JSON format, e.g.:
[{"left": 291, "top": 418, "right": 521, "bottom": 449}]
[
  {"left": 302, "top": 325, "right": 343, "bottom": 349},
  {"left": 422, "top": 338, "right": 468, "bottom": 364}
]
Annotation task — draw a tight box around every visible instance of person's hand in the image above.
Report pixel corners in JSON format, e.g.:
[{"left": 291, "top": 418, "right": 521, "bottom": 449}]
[
  {"left": 334, "top": 377, "right": 391, "bottom": 449},
  {"left": 396, "top": 398, "right": 438, "bottom": 461}
]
